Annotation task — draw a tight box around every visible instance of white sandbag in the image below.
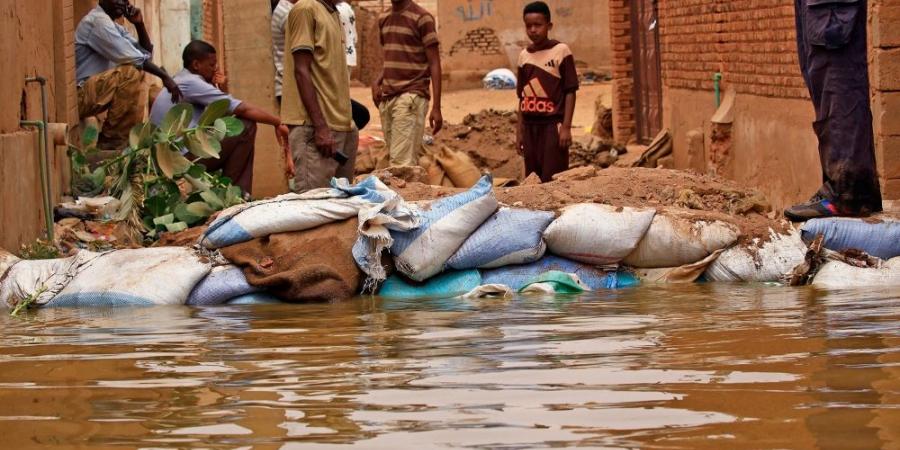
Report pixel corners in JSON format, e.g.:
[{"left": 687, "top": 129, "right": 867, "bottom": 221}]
[
  {"left": 802, "top": 217, "right": 900, "bottom": 260},
  {"left": 812, "top": 257, "right": 900, "bottom": 289},
  {"left": 704, "top": 229, "right": 808, "bottom": 282},
  {"left": 446, "top": 208, "right": 555, "bottom": 270},
  {"left": 50, "top": 247, "right": 212, "bottom": 306},
  {"left": 201, "top": 177, "right": 400, "bottom": 249},
  {"left": 636, "top": 250, "right": 723, "bottom": 283},
  {"left": 0, "top": 251, "right": 100, "bottom": 308},
  {"left": 390, "top": 175, "right": 498, "bottom": 281},
  {"left": 0, "top": 249, "right": 19, "bottom": 283},
  {"left": 623, "top": 212, "right": 739, "bottom": 268},
  {"left": 543, "top": 203, "right": 656, "bottom": 265},
  {"left": 461, "top": 284, "right": 514, "bottom": 299}
]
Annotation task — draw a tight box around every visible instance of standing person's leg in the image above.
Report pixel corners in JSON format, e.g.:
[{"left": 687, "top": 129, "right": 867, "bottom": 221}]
[
  {"left": 792, "top": 0, "right": 881, "bottom": 216},
  {"left": 199, "top": 118, "right": 258, "bottom": 195},
  {"left": 522, "top": 123, "right": 543, "bottom": 181},
  {"left": 289, "top": 125, "right": 340, "bottom": 193},
  {"left": 384, "top": 93, "right": 428, "bottom": 166},
  {"left": 335, "top": 125, "right": 360, "bottom": 181},
  {"left": 77, "top": 65, "right": 146, "bottom": 150},
  {"left": 542, "top": 122, "right": 568, "bottom": 182}
]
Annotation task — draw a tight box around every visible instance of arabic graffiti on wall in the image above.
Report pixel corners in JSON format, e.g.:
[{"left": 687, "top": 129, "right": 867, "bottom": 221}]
[{"left": 455, "top": 0, "right": 493, "bottom": 22}]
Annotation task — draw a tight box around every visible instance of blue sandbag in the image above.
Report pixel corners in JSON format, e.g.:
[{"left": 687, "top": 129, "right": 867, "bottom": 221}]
[
  {"left": 226, "top": 293, "right": 284, "bottom": 305},
  {"left": 187, "top": 266, "right": 260, "bottom": 306},
  {"left": 481, "top": 255, "right": 640, "bottom": 291},
  {"left": 802, "top": 218, "right": 900, "bottom": 260},
  {"left": 446, "top": 208, "right": 555, "bottom": 270},
  {"left": 378, "top": 270, "right": 482, "bottom": 299}
]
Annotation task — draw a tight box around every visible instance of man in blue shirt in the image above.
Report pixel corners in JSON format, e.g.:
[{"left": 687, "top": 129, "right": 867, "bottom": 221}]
[
  {"left": 76, "top": 0, "right": 182, "bottom": 151},
  {"left": 150, "top": 41, "right": 290, "bottom": 196}
]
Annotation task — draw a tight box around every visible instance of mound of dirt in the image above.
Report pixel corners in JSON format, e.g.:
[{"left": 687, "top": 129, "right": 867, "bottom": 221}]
[
  {"left": 434, "top": 109, "right": 524, "bottom": 180},
  {"left": 394, "top": 167, "right": 788, "bottom": 243}
]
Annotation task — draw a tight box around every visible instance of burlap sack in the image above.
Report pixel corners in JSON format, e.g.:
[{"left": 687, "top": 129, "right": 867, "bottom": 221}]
[{"left": 221, "top": 219, "right": 363, "bottom": 302}]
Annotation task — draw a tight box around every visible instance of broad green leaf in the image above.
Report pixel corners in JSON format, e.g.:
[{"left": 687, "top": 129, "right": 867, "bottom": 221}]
[
  {"left": 212, "top": 119, "right": 228, "bottom": 141},
  {"left": 152, "top": 213, "right": 175, "bottom": 226},
  {"left": 225, "top": 185, "right": 244, "bottom": 206},
  {"left": 197, "top": 99, "right": 232, "bottom": 127},
  {"left": 73, "top": 152, "right": 88, "bottom": 166},
  {"left": 144, "top": 195, "right": 169, "bottom": 218},
  {"left": 199, "top": 190, "right": 224, "bottom": 209},
  {"left": 82, "top": 124, "right": 99, "bottom": 147},
  {"left": 187, "top": 164, "right": 206, "bottom": 178},
  {"left": 186, "top": 201, "right": 215, "bottom": 218},
  {"left": 129, "top": 122, "right": 157, "bottom": 149},
  {"left": 90, "top": 166, "right": 106, "bottom": 187},
  {"left": 160, "top": 103, "right": 193, "bottom": 137},
  {"left": 220, "top": 116, "right": 244, "bottom": 137},
  {"left": 184, "top": 131, "right": 221, "bottom": 160},
  {"left": 174, "top": 203, "right": 202, "bottom": 225},
  {"left": 155, "top": 143, "right": 192, "bottom": 178},
  {"left": 165, "top": 222, "right": 188, "bottom": 233}
]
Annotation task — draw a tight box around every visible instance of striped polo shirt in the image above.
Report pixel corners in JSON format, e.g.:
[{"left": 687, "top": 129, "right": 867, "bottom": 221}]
[{"left": 378, "top": 2, "right": 439, "bottom": 100}]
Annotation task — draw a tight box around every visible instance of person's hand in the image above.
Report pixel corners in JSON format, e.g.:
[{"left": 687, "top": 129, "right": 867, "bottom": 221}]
[
  {"left": 558, "top": 124, "right": 572, "bottom": 150},
  {"left": 125, "top": 5, "right": 143, "bottom": 24},
  {"left": 213, "top": 71, "right": 228, "bottom": 92},
  {"left": 313, "top": 124, "right": 336, "bottom": 158},
  {"left": 276, "top": 124, "right": 295, "bottom": 177},
  {"left": 371, "top": 84, "right": 383, "bottom": 106},
  {"left": 163, "top": 77, "right": 183, "bottom": 103},
  {"left": 429, "top": 107, "right": 443, "bottom": 135}
]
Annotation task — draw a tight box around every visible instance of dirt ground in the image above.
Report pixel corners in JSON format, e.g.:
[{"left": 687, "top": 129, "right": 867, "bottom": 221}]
[{"left": 350, "top": 83, "right": 611, "bottom": 138}]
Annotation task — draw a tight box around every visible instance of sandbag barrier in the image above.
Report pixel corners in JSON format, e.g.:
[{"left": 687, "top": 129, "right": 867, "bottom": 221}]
[{"left": 3, "top": 177, "right": 899, "bottom": 309}]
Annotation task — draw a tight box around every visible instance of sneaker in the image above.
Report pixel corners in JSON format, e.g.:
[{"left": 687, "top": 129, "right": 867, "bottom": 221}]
[{"left": 784, "top": 198, "right": 843, "bottom": 222}]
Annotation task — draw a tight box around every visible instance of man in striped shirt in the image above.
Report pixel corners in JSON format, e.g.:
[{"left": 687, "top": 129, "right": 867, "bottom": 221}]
[
  {"left": 271, "top": 0, "right": 297, "bottom": 104},
  {"left": 372, "top": 0, "right": 443, "bottom": 167}
]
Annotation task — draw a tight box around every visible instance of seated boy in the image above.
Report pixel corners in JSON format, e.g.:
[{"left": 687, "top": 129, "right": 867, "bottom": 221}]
[
  {"left": 516, "top": 1, "right": 579, "bottom": 182},
  {"left": 150, "top": 40, "right": 290, "bottom": 196}
]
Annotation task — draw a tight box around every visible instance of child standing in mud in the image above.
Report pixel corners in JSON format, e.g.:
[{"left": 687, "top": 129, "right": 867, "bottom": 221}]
[{"left": 516, "top": 1, "right": 579, "bottom": 183}]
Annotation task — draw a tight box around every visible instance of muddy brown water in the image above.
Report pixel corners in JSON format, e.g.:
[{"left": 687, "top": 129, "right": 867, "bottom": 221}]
[{"left": 0, "top": 284, "right": 898, "bottom": 449}]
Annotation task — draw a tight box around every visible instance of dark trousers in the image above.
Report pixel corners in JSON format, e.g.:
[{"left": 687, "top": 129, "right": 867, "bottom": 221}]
[
  {"left": 794, "top": 0, "right": 882, "bottom": 213},
  {"left": 523, "top": 121, "right": 568, "bottom": 183},
  {"left": 199, "top": 118, "right": 257, "bottom": 195}
]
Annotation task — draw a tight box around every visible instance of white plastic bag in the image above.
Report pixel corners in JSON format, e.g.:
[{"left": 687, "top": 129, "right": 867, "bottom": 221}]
[
  {"left": 623, "top": 212, "right": 739, "bottom": 268},
  {"left": 543, "top": 203, "right": 656, "bottom": 265},
  {"left": 704, "top": 230, "right": 808, "bottom": 282}
]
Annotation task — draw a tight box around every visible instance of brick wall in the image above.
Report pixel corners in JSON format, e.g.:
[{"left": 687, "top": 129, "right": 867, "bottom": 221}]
[
  {"left": 448, "top": 27, "right": 502, "bottom": 56},
  {"left": 609, "top": 0, "right": 635, "bottom": 143},
  {"left": 872, "top": 0, "right": 900, "bottom": 199},
  {"left": 659, "top": 0, "right": 807, "bottom": 99}
]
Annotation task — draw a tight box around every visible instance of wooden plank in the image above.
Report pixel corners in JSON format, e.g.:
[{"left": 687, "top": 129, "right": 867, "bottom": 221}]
[{"left": 0, "top": 133, "right": 46, "bottom": 252}]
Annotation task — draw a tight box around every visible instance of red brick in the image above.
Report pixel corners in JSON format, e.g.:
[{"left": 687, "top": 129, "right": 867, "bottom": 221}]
[{"left": 873, "top": 48, "right": 900, "bottom": 91}]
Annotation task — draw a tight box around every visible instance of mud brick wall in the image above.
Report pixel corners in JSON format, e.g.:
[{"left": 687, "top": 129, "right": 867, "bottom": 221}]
[
  {"left": 872, "top": 0, "right": 900, "bottom": 199},
  {"left": 449, "top": 27, "right": 503, "bottom": 56},
  {"left": 608, "top": 0, "right": 635, "bottom": 144}
]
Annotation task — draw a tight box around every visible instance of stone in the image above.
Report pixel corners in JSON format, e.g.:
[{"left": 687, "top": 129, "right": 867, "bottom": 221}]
[{"left": 552, "top": 166, "right": 598, "bottom": 182}]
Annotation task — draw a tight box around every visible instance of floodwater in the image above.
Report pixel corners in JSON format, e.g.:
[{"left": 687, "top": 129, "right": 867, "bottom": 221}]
[{"left": 0, "top": 284, "right": 898, "bottom": 449}]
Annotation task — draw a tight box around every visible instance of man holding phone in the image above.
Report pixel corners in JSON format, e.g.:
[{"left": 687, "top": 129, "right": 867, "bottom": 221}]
[
  {"left": 281, "top": 0, "right": 357, "bottom": 193},
  {"left": 75, "top": 0, "right": 182, "bottom": 151}
]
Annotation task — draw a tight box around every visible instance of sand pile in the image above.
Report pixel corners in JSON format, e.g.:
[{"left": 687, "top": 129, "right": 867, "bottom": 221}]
[
  {"left": 390, "top": 166, "right": 786, "bottom": 243},
  {"left": 434, "top": 109, "right": 524, "bottom": 180}
]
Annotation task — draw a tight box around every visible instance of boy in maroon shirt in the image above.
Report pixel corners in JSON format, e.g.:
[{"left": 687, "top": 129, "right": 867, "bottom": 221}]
[{"left": 516, "top": 1, "right": 579, "bottom": 182}]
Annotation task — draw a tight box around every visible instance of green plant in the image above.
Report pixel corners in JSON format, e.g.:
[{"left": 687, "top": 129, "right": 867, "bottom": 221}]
[
  {"left": 78, "top": 100, "right": 245, "bottom": 239},
  {"left": 68, "top": 122, "right": 107, "bottom": 197},
  {"left": 19, "top": 239, "right": 61, "bottom": 260},
  {"left": 10, "top": 285, "right": 47, "bottom": 316}
]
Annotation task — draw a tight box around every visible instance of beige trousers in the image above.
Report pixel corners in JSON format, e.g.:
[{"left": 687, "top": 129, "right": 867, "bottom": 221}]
[
  {"left": 77, "top": 64, "right": 147, "bottom": 151},
  {"left": 289, "top": 125, "right": 359, "bottom": 193},
  {"left": 379, "top": 92, "right": 429, "bottom": 166}
]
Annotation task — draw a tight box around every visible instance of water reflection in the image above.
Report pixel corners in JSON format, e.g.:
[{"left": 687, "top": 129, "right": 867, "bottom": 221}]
[{"left": 0, "top": 284, "right": 897, "bottom": 448}]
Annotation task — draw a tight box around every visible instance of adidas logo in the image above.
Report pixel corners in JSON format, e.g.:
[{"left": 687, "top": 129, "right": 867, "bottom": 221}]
[{"left": 521, "top": 78, "right": 556, "bottom": 113}]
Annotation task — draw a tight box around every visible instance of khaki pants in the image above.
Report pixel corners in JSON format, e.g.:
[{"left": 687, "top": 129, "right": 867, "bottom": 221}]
[
  {"left": 77, "top": 64, "right": 147, "bottom": 151},
  {"left": 379, "top": 92, "right": 428, "bottom": 166},
  {"left": 289, "top": 125, "right": 359, "bottom": 193}
]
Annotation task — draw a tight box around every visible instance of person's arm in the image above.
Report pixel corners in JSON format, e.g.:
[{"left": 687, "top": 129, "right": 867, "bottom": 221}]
[
  {"left": 559, "top": 92, "right": 576, "bottom": 150},
  {"left": 516, "top": 108, "right": 525, "bottom": 156},
  {"left": 294, "top": 50, "right": 335, "bottom": 156},
  {"left": 371, "top": 72, "right": 384, "bottom": 105},
  {"left": 425, "top": 44, "right": 443, "bottom": 135},
  {"left": 142, "top": 61, "right": 182, "bottom": 103},
  {"left": 125, "top": 6, "right": 153, "bottom": 54},
  {"left": 234, "top": 103, "right": 292, "bottom": 175}
]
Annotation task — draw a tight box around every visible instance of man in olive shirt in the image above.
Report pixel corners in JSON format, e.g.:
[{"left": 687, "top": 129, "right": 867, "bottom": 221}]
[{"left": 281, "top": 0, "right": 357, "bottom": 192}]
